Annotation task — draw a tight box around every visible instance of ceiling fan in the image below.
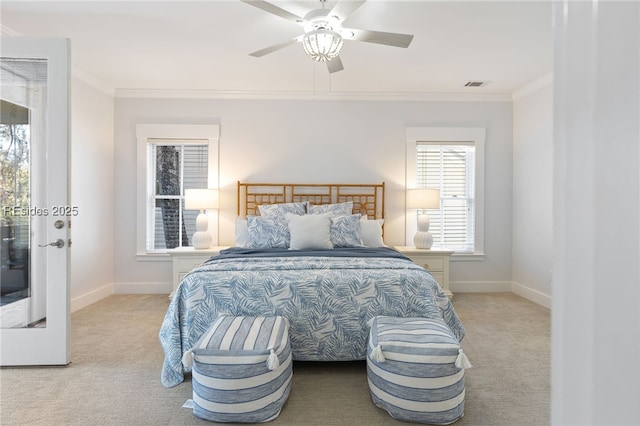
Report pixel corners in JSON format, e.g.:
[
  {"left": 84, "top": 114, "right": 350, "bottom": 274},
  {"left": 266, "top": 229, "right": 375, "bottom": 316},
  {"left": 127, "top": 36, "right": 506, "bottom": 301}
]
[{"left": 240, "top": 0, "right": 414, "bottom": 73}]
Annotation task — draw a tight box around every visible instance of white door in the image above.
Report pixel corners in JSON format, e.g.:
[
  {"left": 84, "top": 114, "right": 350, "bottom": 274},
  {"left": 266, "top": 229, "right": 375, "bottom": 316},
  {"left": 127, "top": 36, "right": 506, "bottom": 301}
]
[{"left": 0, "top": 37, "right": 70, "bottom": 365}]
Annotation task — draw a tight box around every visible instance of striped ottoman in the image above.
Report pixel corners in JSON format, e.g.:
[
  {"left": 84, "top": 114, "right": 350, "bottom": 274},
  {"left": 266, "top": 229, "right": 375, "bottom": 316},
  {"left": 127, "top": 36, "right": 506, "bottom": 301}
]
[
  {"left": 182, "top": 315, "right": 293, "bottom": 423},
  {"left": 366, "top": 316, "right": 472, "bottom": 425}
]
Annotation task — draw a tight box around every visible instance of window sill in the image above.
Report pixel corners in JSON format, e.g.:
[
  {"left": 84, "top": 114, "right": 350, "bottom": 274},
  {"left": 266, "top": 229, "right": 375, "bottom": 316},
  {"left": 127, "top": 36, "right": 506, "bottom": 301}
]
[
  {"left": 451, "top": 252, "right": 485, "bottom": 261},
  {"left": 136, "top": 252, "right": 171, "bottom": 262}
]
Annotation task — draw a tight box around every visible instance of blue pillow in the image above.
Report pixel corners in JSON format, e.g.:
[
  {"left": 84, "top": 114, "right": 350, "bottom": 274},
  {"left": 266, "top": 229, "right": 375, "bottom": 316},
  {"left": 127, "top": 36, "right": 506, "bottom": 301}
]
[
  {"left": 247, "top": 215, "right": 290, "bottom": 248},
  {"left": 258, "top": 202, "right": 307, "bottom": 217},
  {"left": 330, "top": 214, "right": 364, "bottom": 247},
  {"left": 307, "top": 201, "right": 353, "bottom": 216}
]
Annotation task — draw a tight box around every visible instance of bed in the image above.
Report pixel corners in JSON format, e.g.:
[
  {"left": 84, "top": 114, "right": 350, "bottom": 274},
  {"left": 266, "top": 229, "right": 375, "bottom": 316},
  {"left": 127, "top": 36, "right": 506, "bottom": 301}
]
[{"left": 159, "top": 182, "right": 465, "bottom": 388}]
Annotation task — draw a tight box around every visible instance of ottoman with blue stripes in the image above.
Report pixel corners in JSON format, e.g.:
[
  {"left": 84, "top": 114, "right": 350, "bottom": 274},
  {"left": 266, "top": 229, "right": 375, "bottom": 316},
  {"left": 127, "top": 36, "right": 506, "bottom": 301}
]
[
  {"left": 366, "top": 316, "right": 472, "bottom": 425},
  {"left": 182, "top": 315, "right": 293, "bottom": 423}
]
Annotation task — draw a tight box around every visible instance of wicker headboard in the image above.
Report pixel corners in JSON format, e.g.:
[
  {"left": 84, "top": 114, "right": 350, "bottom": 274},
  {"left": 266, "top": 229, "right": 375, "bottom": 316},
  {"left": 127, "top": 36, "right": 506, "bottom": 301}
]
[{"left": 237, "top": 181, "right": 385, "bottom": 219}]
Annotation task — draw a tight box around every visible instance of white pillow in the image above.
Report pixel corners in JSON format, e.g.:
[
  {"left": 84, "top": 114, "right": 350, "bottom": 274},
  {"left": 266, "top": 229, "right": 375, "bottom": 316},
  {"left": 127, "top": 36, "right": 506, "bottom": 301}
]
[
  {"left": 360, "top": 218, "right": 385, "bottom": 247},
  {"left": 286, "top": 213, "right": 333, "bottom": 250},
  {"left": 235, "top": 217, "right": 249, "bottom": 248}
]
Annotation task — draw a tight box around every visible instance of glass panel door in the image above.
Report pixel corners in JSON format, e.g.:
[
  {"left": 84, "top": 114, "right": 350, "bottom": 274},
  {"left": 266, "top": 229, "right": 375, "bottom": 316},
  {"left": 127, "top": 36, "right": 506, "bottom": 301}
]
[{"left": 0, "top": 37, "right": 70, "bottom": 365}]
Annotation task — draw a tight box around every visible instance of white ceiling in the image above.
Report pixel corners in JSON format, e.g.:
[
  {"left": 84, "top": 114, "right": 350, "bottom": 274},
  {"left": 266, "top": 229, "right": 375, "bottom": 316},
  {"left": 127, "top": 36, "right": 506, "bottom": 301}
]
[{"left": 0, "top": 1, "right": 553, "bottom": 99}]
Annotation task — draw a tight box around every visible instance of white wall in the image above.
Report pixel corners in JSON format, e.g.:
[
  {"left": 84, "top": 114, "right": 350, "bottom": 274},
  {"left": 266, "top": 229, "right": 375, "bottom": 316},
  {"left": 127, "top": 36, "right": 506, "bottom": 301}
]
[
  {"left": 70, "top": 77, "right": 115, "bottom": 311},
  {"left": 113, "top": 97, "right": 513, "bottom": 293},
  {"left": 551, "top": 1, "right": 640, "bottom": 423},
  {"left": 512, "top": 79, "right": 553, "bottom": 307}
]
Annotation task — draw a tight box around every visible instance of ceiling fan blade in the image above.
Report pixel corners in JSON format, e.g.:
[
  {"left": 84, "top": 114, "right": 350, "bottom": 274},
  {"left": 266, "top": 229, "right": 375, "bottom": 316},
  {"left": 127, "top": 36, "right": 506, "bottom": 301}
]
[
  {"left": 240, "top": 0, "right": 305, "bottom": 25},
  {"left": 329, "top": 0, "right": 367, "bottom": 23},
  {"left": 327, "top": 56, "right": 344, "bottom": 74},
  {"left": 343, "top": 28, "right": 414, "bottom": 48},
  {"left": 249, "top": 36, "right": 303, "bottom": 57}
]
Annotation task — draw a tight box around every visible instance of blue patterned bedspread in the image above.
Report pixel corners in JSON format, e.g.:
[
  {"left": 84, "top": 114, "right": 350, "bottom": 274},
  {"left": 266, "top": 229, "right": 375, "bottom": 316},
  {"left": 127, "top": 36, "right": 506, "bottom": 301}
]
[{"left": 159, "top": 247, "right": 465, "bottom": 387}]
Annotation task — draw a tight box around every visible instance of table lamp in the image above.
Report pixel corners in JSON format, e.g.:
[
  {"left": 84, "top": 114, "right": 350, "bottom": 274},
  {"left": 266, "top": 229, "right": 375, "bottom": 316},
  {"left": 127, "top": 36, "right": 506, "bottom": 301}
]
[
  {"left": 407, "top": 188, "right": 440, "bottom": 249},
  {"left": 185, "top": 188, "right": 219, "bottom": 249}
]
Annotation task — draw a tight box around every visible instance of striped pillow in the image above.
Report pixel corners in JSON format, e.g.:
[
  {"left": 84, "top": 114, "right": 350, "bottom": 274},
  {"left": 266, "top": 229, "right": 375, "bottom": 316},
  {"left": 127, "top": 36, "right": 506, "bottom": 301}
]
[{"left": 184, "top": 315, "right": 293, "bottom": 423}]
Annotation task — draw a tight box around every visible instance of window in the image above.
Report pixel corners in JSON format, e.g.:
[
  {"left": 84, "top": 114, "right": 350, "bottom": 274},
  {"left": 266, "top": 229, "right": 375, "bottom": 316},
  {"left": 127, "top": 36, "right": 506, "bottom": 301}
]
[
  {"left": 136, "top": 124, "right": 219, "bottom": 257},
  {"left": 406, "top": 127, "right": 485, "bottom": 255},
  {"left": 147, "top": 141, "right": 208, "bottom": 251},
  {"left": 416, "top": 143, "right": 475, "bottom": 251}
]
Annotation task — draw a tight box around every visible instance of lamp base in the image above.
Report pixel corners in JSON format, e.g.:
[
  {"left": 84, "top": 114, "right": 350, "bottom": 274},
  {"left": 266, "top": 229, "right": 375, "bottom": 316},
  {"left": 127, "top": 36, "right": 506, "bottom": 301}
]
[
  {"left": 414, "top": 211, "right": 433, "bottom": 249},
  {"left": 192, "top": 231, "right": 212, "bottom": 249},
  {"left": 413, "top": 231, "right": 434, "bottom": 250},
  {"left": 192, "top": 212, "right": 211, "bottom": 249}
]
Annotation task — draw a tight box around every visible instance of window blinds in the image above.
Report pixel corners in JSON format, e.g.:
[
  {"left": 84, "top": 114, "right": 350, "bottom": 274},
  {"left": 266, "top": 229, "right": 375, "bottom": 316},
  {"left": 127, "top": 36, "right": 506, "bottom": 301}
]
[{"left": 416, "top": 142, "right": 476, "bottom": 252}]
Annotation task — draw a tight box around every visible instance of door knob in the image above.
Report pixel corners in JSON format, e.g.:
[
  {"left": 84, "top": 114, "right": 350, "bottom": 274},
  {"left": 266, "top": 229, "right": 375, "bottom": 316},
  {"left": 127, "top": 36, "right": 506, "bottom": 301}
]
[{"left": 38, "top": 239, "right": 65, "bottom": 248}]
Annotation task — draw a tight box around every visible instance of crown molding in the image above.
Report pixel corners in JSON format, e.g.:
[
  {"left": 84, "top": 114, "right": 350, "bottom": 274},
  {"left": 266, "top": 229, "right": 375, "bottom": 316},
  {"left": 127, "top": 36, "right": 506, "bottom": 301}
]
[
  {"left": 512, "top": 73, "right": 553, "bottom": 101},
  {"left": 72, "top": 65, "right": 115, "bottom": 96},
  {"left": 114, "top": 88, "right": 513, "bottom": 102}
]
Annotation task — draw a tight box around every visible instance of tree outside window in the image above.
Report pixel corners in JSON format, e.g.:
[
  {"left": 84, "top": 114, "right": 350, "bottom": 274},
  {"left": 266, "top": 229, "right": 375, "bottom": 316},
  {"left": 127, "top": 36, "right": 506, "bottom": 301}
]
[{"left": 147, "top": 142, "right": 208, "bottom": 251}]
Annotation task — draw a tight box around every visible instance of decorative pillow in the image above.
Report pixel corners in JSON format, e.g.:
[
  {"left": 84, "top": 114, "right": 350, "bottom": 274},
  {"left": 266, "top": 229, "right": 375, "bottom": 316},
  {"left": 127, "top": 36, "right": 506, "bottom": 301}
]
[
  {"left": 360, "top": 218, "right": 385, "bottom": 247},
  {"left": 286, "top": 213, "right": 333, "bottom": 250},
  {"left": 330, "top": 214, "right": 364, "bottom": 247},
  {"left": 307, "top": 201, "right": 353, "bottom": 216},
  {"left": 247, "top": 215, "right": 290, "bottom": 248},
  {"left": 258, "top": 202, "right": 307, "bottom": 217},
  {"left": 235, "top": 217, "right": 249, "bottom": 248}
]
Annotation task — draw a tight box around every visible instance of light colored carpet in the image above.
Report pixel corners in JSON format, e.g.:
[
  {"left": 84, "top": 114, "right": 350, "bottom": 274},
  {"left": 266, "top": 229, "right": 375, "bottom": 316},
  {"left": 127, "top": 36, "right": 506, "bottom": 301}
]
[{"left": 0, "top": 293, "right": 550, "bottom": 425}]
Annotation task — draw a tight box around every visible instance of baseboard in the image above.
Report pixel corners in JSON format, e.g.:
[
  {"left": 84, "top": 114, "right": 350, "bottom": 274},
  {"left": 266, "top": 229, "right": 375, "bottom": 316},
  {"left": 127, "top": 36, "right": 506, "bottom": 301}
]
[
  {"left": 451, "top": 280, "right": 552, "bottom": 309},
  {"left": 512, "top": 281, "right": 551, "bottom": 309},
  {"left": 79, "top": 280, "right": 551, "bottom": 309},
  {"left": 113, "top": 282, "right": 172, "bottom": 294},
  {"left": 71, "top": 283, "right": 114, "bottom": 313},
  {"left": 450, "top": 281, "right": 512, "bottom": 293},
  {"left": 69, "top": 282, "right": 171, "bottom": 312}
]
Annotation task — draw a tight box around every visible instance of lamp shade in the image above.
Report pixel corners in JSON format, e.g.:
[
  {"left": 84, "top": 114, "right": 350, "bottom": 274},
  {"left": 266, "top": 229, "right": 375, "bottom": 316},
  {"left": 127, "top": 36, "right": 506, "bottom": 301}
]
[
  {"left": 407, "top": 188, "right": 440, "bottom": 210},
  {"left": 185, "top": 188, "right": 219, "bottom": 210}
]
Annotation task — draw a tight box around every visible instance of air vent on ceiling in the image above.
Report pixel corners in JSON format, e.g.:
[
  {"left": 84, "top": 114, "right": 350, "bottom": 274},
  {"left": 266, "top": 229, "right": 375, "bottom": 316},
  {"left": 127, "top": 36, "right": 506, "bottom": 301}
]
[{"left": 464, "top": 81, "right": 489, "bottom": 87}]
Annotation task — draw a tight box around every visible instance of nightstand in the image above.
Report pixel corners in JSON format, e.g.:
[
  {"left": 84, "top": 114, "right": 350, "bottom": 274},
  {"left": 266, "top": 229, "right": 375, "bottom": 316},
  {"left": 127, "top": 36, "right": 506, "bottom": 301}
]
[
  {"left": 167, "top": 246, "right": 229, "bottom": 296},
  {"left": 394, "top": 246, "right": 454, "bottom": 299}
]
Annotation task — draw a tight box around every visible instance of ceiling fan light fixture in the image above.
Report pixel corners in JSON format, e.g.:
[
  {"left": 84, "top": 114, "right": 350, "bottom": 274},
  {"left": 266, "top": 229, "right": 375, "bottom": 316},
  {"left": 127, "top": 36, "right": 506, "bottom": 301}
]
[{"left": 302, "top": 29, "right": 343, "bottom": 62}]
